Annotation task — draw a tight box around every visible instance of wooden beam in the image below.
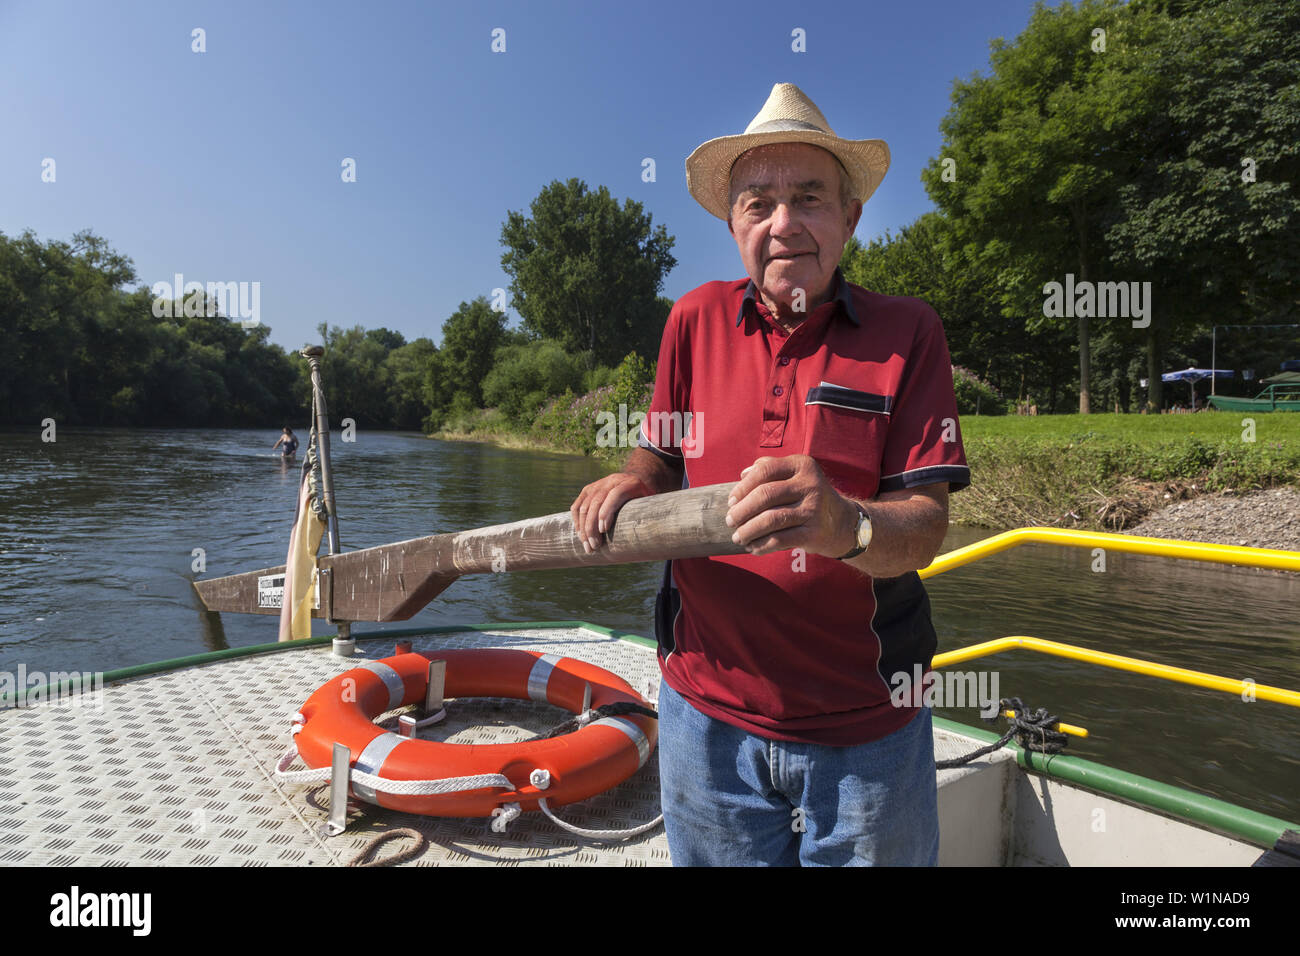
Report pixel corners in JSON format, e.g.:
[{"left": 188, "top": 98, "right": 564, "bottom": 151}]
[{"left": 194, "top": 481, "right": 744, "bottom": 622}]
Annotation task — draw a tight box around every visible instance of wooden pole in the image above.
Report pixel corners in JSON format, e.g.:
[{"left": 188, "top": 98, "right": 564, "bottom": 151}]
[{"left": 194, "top": 481, "right": 745, "bottom": 622}]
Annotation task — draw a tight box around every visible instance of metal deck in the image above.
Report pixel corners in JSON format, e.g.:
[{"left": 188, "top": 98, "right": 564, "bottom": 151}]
[
  {"left": 7, "top": 624, "right": 1194, "bottom": 867},
  {"left": 0, "top": 627, "right": 676, "bottom": 867}
]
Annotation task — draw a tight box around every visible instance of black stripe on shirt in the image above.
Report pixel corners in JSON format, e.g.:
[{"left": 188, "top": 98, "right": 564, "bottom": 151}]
[
  {"left": 805, "top": 385, "right": 893, "bottom": 415},
  {"left": 878, "top": 464, "right": 971, "bottom": 493}
]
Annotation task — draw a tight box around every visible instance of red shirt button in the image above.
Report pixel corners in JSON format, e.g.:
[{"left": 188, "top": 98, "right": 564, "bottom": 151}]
[
  {"left": 773, "top": 385, "right": 783, "bottom": 396},
  {"left": 779, "top": 356, "right": 791, "bottom": 366}
]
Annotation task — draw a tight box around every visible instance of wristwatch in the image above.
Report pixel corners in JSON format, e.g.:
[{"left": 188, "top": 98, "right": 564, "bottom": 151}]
[{"left": 837, "top": 501, "right": 872, "bottom": 560}]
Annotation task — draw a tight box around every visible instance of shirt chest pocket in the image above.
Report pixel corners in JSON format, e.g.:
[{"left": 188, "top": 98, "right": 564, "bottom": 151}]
[{"left": 800, "top": 383, "right": 892, "bottom": 499}]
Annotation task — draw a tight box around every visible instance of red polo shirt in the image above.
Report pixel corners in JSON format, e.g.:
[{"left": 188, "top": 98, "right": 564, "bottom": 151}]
[{"left": 639, "top": 269, "right": 969, "bottom": 746}]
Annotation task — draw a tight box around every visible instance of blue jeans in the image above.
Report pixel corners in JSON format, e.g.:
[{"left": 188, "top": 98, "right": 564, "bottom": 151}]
[{"left": 656, "top": 678, "right": 939, "bottom": 866}]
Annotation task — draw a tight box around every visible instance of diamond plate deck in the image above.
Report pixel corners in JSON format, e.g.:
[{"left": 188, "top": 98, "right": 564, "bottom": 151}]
[
  {"left": 0, "top": 625, "right": 1011, "bottom": 867},
  {"left": 0, "top": 627, "right": 675, "bottom": 867}
]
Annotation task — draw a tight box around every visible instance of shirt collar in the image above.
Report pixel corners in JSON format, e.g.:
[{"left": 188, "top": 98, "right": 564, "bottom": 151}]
[{"left": 734, "top": 267, "right": 861, "bottom": 328}]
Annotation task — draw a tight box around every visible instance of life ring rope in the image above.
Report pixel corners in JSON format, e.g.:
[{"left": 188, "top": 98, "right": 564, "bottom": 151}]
[
  {"left": 276, "top": 741, "right": 664, "bottom": 842},
  {"left": 538, "top": 798, "right": 665, "bottom": 841},
  {"left": 275, "top": 743, "right": 515, "bottom": 796}
]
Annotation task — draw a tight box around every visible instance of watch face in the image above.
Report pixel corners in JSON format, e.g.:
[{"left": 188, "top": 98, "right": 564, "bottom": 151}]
[{"left": 856, "top": 511, "right": 872, "bottom": 548}]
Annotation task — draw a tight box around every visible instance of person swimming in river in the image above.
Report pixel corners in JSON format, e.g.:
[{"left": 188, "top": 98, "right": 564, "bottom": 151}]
[{"left": 272, "top": 427, "right": 299, "bottom": 458}]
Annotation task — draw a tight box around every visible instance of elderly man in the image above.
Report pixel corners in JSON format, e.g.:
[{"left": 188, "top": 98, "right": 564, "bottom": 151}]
[{"left": 570, "top": 83, "right": 969, "bottom": 865}]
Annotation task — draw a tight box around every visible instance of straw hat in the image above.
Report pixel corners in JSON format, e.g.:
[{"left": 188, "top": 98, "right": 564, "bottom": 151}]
[{"left": 685, "top": 83, "right": 890, "bottom": 221}]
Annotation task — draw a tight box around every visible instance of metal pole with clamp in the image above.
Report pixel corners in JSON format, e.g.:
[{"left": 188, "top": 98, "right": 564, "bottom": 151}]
[{"left": 301, "top": 345, "right": 353, "bottom": 658}]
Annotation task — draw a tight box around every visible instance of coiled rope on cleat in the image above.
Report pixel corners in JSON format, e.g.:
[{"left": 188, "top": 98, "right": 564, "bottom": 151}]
[{"left": 936, "top": 696, "right": 1070, "bottom": 769}]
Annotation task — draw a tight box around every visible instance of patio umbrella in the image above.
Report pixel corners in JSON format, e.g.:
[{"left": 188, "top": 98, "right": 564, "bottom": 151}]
[{"left": 1161, "top": 368, "right": 1233, "bottom": 406}]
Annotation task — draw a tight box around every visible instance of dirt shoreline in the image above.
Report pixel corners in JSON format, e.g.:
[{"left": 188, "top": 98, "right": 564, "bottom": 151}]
[{"left": 1119, "top": 486, "right": 1300, "bottom": 556}]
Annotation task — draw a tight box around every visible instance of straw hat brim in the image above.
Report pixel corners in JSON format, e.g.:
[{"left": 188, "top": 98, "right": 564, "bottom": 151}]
[{"left": 686, "top": 130, "right": 890, "bottom": 221}]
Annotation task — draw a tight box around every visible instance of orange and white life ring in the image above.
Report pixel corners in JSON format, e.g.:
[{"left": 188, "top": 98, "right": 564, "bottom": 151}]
[{"left": 289, "top": 647, "right": 657, "bottom": 819}]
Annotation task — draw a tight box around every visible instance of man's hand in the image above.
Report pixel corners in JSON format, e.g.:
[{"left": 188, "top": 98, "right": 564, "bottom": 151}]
[
  {"left": 570, "top": 473, "right": 655, "bottom": 553},
  {"left": 570, "top": 447, "right": 684, "bottom": 553},
  {"left": 726, "top": 454, "right": 950, "bottom": 577},
  {"left": 725, "top": 455, "right": 858, "bottom": 558}
]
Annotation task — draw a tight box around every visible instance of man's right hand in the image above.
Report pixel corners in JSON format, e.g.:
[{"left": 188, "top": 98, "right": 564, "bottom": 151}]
[
  {"left": 570, "top": 472, "right": 656, "bottom": 553},
  {"left": 571, "top": 445, "right": 685, "bottom": 552}
]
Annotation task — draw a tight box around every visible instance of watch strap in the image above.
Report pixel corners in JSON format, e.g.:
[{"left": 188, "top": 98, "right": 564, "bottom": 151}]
[{"left": 836, "top": 502, "right": 870, "bottom": 560}]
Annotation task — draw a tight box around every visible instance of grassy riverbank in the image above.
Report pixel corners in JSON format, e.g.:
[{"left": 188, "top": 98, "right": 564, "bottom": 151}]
[
  {"left": 953, "top": 414, "right": 1300, "bottom": 529},
  {"left": 431, "top": 410, "right": 1300, "bottom": 531}
]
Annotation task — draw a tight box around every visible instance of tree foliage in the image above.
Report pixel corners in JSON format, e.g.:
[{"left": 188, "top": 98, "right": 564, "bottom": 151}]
[
  {"left": 430, "top": 297, "right": 508, "bottom": 410},
  {"left": 482, "top": 338, "right": 586, "bottom": 425},
  {"left": 307, "top": 325, "right": 441, "bottom": 431},
  {"left": 1105, "top": 0, "right": 1300, "bottom": 407},
  {"left": 923, "top": 0, "right": 1150, "bottom": 413},
  {"left": 917, "top": 0, "right": 1299, "bottom": 413},
  {"left": 500, "top": 179, "right": 677, "bottom": 366},
  {"left": 0, "top": 230, "right": 302, "bottom": 426}
]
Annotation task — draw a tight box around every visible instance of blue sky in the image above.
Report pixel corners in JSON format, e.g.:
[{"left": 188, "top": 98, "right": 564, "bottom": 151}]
[{"left": 1, "top": 0, "right": 1042, "bottom": 352}]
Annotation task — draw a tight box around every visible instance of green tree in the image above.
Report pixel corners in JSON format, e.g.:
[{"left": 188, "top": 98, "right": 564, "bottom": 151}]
[
  {"left": 0, "top": 230, "right": 137, "bottom": 422},
  {"left": 366, "top": 327, "right": 407, "bottom": 352},
  {"left": 310, "top": 324, "right": 397, "bottom": 428},
  {"left": 384, "top": 338, "right": 438, "bottom": 430},
  {"left": 0, "top": 230, "right": 427, "bottom": 428},
  {"left": 67, "top": 286, "right": 157, "bottom": 425},
  {"left": 482, "top": 338, "right": 585, "bottom": 424},
  {"left": 923, "top": 0, "right": 1153, "bottom": 414},
  {"left": 1107, "top": 0, "right": 1300, "bottom": 409},
  {"left": 500, "top": 179, "right": 677, "bottom": 366},
  {"left": 432, "top": 297, "right": 508, "bottom": 410}
]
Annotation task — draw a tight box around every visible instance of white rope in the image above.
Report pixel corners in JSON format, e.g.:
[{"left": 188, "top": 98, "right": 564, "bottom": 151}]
[
  {"left": 489, "top": 803, "right": 522, "bottom": 833},
  {"left": 393, "top": 708, "right": 447, "bottom": 734},
  {"left": 410, "top": 707, "right": 447, "bottom": 729},
  {"left": 538, "top": 798, "right": 664, "bottom": 842},
  {"left": 274, "top": 744, "right": 513, "bottom": 796}
]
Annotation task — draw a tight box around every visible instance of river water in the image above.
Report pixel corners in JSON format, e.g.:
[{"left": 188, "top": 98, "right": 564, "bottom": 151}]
[{"left": 3, "top": 428, "right": 1298, "bottom": 824}]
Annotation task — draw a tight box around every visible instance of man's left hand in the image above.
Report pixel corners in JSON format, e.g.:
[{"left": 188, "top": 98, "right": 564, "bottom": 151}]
[{"left": 725, "top": 455, "right": 857, "bottom": 558}]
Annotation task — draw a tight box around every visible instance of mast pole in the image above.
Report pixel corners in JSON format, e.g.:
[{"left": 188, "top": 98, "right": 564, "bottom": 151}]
[{"left": 301, "top": 345, "right": 351, "bottom": 655}]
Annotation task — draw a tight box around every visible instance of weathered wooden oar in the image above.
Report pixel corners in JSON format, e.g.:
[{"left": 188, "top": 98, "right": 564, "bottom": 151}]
[{"left": 193, "top": 482, "right": 744, "bottom": 622}]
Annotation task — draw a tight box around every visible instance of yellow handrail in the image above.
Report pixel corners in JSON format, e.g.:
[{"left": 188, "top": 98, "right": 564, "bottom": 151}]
[
  {"left": 933, "top": 636, "right": 1300, "bottom": 709},
  {"left": 919, "top": 527, "right": 1300, "bottom": 578}
]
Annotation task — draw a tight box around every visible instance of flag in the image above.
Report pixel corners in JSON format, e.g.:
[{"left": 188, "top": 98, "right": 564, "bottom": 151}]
[{"left": 278, "top": 458, "right": 325, "bottom": 641}]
